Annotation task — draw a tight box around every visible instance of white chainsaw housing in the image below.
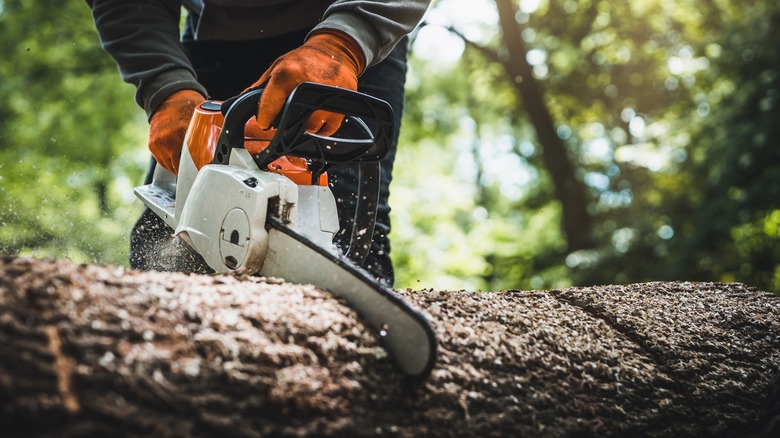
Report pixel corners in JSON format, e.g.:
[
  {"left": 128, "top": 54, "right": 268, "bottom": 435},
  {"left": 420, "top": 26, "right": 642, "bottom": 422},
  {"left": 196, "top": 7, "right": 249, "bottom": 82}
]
[{"left": 134, "top": 145, "right": 340, "bottom": 274}]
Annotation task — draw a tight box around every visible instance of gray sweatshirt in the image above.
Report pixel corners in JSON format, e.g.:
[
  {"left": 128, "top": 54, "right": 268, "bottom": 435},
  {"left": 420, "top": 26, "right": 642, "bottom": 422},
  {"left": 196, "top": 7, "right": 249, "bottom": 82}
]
[{"left": 88, "top": 0, "right": 430, "bottom": 117}]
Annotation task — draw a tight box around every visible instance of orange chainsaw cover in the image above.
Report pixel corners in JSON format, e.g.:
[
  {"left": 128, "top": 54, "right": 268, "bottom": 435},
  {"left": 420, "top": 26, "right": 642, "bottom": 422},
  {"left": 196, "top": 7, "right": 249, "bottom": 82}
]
[{"left": 183, "top": 102, "right": 328, "bottom": 186}]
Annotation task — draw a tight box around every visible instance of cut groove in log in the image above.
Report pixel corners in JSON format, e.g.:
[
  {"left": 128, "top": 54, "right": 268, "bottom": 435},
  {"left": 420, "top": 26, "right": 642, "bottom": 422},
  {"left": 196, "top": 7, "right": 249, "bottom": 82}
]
[{"left": 1, "top": 256, "right": 779, "bottom": 437}]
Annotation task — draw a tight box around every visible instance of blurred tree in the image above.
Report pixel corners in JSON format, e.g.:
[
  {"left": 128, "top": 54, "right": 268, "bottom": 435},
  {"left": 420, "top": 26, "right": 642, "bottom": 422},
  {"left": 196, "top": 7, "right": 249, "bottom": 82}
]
[{"left": 494, "top": 0, "right": 593, "bottom": 252}]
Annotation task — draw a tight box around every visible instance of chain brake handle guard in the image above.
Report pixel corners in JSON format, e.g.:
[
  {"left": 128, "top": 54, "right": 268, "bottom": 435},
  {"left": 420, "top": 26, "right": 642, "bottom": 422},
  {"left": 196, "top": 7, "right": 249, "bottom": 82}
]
[{"left": 213, "top": 82, "right": 395, "bottom": 267}]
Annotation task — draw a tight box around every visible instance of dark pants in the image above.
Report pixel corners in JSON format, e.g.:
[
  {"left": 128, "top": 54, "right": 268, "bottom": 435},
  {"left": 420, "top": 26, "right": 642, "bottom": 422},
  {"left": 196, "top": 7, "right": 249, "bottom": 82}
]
[{"left": 130, "top": 30, "right": 407, "bottom": 286}]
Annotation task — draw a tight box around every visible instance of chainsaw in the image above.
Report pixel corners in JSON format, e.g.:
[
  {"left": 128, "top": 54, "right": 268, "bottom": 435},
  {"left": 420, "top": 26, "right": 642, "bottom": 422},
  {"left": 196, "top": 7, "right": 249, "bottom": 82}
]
[{"left": 134, "top": 83, "right": 436, "bottom": 380}]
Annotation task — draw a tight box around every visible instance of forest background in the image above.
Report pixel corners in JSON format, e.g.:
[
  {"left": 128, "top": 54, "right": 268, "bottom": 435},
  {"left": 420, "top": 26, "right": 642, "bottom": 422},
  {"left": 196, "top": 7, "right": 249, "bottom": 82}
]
[{"left": 1, "top": 0, "right": 778, "bottom": 293}]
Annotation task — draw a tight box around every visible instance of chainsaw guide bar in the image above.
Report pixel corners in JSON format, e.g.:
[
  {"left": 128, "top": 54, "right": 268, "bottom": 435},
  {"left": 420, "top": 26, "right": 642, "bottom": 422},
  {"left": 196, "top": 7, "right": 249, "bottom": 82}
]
[{"left": 264, "top": 216, "right": 437, "bottom": 380}]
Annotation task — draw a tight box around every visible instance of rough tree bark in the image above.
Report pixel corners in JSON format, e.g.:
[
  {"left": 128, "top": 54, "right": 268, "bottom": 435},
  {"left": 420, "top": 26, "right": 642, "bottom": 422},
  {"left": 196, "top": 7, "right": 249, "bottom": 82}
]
[{"left": 1, "top": 256, "right": 779, "bottom": 437}]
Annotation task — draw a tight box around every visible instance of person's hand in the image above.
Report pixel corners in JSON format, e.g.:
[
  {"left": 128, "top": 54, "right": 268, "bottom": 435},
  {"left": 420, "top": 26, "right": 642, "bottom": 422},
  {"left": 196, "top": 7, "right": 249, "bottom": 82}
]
[
  {"left": 243, "top": 118, "right": 276, "bottom": 157},
  {"left": 244, "top": 30, "right": 365, "bottom": 155},
  {"left": 148, "top": 89, "right": 206, "bottom": 174}
]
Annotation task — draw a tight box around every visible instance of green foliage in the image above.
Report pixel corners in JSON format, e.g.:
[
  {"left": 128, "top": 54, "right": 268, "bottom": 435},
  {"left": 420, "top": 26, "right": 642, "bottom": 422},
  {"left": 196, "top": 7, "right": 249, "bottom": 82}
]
[
  {"left": 575, "top": 0, "right": 780, "bottom": 291},
  {"left": 392, "top": 0, "right": 780, "bottom": 292},
  {"left": 730, "top": 211, "right": 780, "bottom": 290},
  {"left": 0, "top": 1, "right": 147, "bottom": 265}
]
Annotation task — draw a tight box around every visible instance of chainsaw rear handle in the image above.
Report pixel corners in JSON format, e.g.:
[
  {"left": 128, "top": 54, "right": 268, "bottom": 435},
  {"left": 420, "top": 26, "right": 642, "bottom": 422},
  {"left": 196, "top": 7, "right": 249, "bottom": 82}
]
[{"left": 213, "top": 83, "right": 394, "bottom": 170}]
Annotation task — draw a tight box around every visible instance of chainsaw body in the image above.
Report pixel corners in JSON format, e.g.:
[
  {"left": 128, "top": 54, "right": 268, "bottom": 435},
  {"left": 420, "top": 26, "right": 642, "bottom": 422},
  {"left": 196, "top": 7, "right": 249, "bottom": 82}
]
[
  {"left": 136, "top": 83, "right": 387, "bottom": 274},
  {"left": 138, "top": 128, "right": 339, "bottom": 275}
]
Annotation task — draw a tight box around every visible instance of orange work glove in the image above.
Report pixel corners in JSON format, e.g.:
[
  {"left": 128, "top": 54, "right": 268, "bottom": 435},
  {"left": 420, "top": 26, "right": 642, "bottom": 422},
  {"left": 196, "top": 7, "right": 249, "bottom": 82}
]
[
  {"left": 245, "top": 30, "right": 366, "bottom": 155},
  {"left": 148, "top": 89, "right": 206, "bottom": 174}
]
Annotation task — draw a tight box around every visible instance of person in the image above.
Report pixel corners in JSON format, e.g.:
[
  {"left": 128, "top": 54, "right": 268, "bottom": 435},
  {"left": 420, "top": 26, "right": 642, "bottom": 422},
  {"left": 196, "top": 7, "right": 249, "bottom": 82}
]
[{"left": 88, "top": 0, "right": 431, "bottom": 286}]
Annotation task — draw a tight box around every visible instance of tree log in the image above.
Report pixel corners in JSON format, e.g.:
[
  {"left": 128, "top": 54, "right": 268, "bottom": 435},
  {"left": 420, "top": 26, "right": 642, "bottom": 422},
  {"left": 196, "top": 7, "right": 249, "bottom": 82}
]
[{"left": 1, "top": 256, "right": 778, "bottom": 437}]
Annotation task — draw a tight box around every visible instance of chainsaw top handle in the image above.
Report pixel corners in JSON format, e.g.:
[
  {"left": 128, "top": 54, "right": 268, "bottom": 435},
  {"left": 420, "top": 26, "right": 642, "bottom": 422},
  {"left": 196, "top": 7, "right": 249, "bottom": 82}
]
[
  {"left": 213, "top": 82, "right": 394, "bottom": 172},
  {"left": 214, "top": 83, "right": 390, "bottom": 267}
]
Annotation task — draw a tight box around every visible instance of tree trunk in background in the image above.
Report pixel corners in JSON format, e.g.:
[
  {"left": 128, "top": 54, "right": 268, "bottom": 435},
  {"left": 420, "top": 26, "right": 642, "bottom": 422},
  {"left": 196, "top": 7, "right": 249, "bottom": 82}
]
[
  {"left": 495, "top": 0, "right": 593, "bottom": 252},
  {"left": 1, "top": 257, "right": 779, "bottom": 437}
]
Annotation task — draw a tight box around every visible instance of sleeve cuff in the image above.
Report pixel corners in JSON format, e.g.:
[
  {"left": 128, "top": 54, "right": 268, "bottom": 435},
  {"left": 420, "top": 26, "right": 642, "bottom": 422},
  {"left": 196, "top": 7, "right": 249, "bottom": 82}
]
[
  {"left": 310, "top": 11, "right": 380, "bottom": 68},
  {"left": 140, "top": 69, "right": 208, "bottom": 119}
]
